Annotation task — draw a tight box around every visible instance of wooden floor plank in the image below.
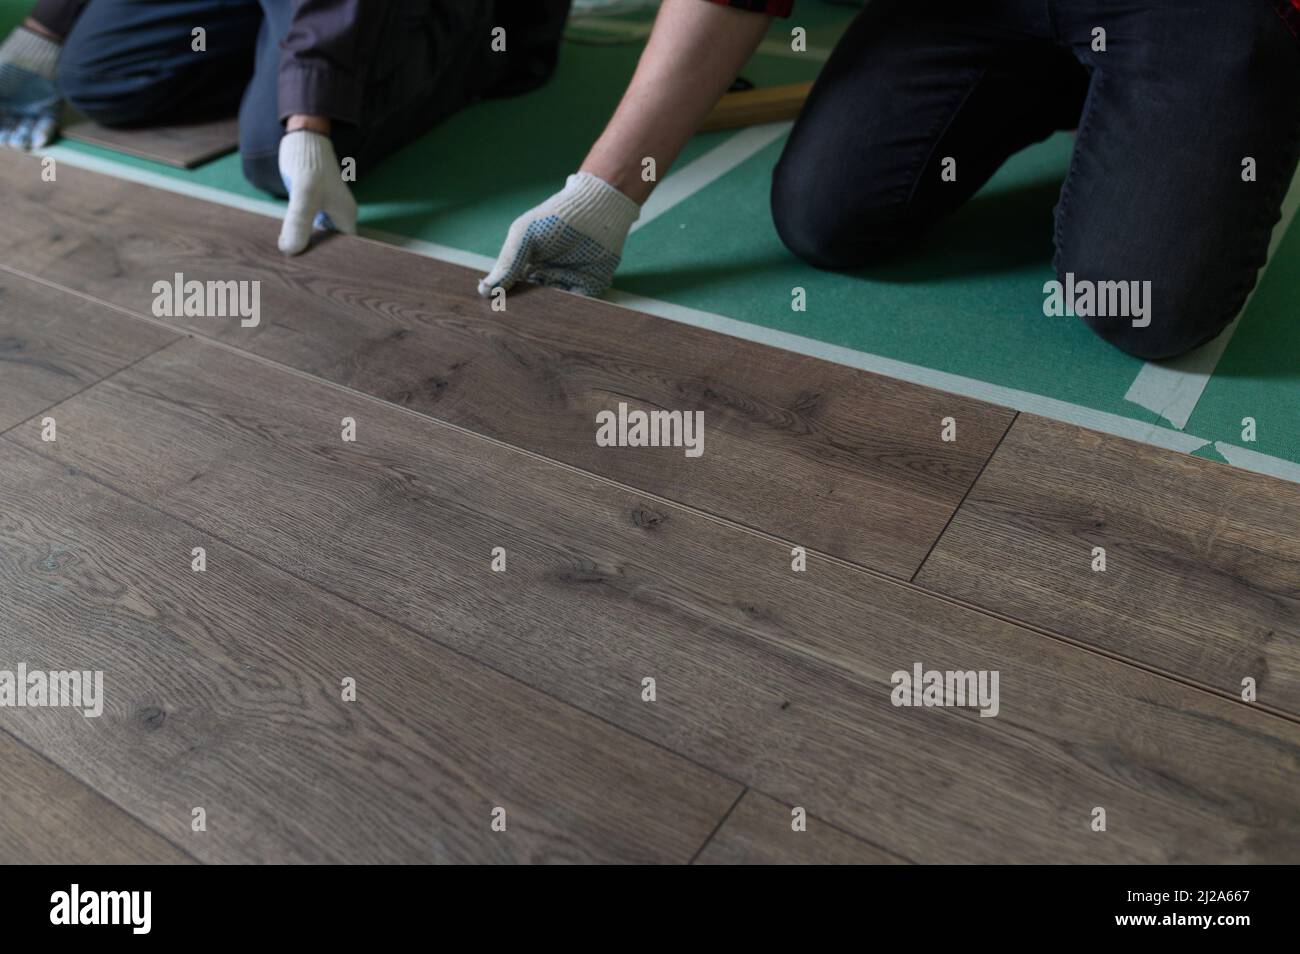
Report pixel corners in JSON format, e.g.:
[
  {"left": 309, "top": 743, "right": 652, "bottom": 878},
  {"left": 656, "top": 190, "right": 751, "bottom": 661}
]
[
  {"left": 0, "top": 149, "right": 1015, "bottom": 578},
  {"left": 0, "top": 271, "right": 176, "bottom": 432},
  {"left": 0, "top": 449, "right": 739, "bottom": 864},
  {"left": 696, "top": 791, "right": 903, "bottom": 864},
  {"left": 61, "top": 113, "right": 239, "bottom": 169},
  {"left": 12, "top": 335, "right": 1299, "bottom": 862},
  {"left": 916, "top": 415, "right": 1300, "bottom": 717},
  {"left": 0, "top": 730, "right": 193, "bottom": 864}
]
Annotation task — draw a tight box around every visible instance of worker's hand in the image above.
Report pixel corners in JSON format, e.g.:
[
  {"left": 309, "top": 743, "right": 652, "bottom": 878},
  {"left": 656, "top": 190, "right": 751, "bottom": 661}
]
[
  {"left": 277, "top": 129, "right": 357, "bottom": 255},
  {"left": 0, "top": 26, "right": 62, "bottom": 150},
  {"left": 478, "top": 172, "right": 640, "bottom": 299}
]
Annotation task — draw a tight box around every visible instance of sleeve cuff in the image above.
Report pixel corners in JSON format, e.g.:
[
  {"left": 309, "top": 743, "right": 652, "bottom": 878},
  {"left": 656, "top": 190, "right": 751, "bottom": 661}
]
[
  {"left": 277, "top": 61, "right": 362, "bottom": 126},
  {"left": 27, "top": 0, "right": 86, "bottom": 40}
]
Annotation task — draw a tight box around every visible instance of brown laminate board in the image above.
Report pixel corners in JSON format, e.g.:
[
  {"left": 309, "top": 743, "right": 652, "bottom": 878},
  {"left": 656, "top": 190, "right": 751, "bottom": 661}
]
[
  {"left": 916, "top": 415, "right": 1300, "bottom": 717},
  {"left": 696, "top": 792, "right": 903, "bottom": 865},
  {"left": 61, "top": 113, "right": 240, "bottom": 169},
  {"left": 0, "top": 730, "right": 193, "bottom": 864},
  {"left": 0, "top": 149, "right": 1015, "bottom": 579},
  {"left": 0, "top": 444, "right": 740, "bottom": 863},
  {"left": 0, "top": 272, "right": 177, "bottom": 432},
  {"left": 12, "top": 336, "right": 1299, "bottom": 863}
]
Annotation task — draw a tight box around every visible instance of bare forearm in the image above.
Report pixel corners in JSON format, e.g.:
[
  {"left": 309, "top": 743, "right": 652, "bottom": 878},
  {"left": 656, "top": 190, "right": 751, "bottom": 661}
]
[{"left": 580, "top": 0, "right": 771, "bottom": 203}]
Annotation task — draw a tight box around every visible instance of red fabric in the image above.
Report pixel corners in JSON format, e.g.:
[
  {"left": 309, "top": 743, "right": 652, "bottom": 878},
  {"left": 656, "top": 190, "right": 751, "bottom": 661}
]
[{"left": 1280, "top": 0, "right": 1300, "bottom": 37}]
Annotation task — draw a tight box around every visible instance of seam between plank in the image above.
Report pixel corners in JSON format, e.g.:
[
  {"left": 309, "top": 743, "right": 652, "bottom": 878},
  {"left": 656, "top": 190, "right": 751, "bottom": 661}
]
[
  {"left": 909, "top": 411, "right": 1018, "bottom": 584},
  {"left": 0, "top": 336, "right": 183, "bottom": 440},
  {"left": 689, "top": 787, "right": 747, "bottom": 865}
]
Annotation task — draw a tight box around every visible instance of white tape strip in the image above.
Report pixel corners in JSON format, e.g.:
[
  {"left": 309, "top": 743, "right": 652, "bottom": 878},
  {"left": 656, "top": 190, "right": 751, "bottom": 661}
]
[
  {"left": 38, "top": 143, "right": 285, "bottom": 216},
  {"left": 1212, "top": 442, "right": 1300, "bottom": 484},
  {"left": 605, "top": 288, "right": 1211, "bottom": 456}
]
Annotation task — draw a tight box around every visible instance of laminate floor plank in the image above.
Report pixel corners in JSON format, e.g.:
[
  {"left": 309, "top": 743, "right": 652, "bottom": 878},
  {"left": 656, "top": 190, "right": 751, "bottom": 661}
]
[
  {"left": 916, "top": 415, "right": 1300, "bottom": 717},
  {"left": 0, "top": 271, "right": 177, "bottom": 432},
  {"left": 0, "top": 150, "right": 1015, "bottom": 579},
  {"left": 13, "top": 336, "right": 1298, "bottom": 863},
  {"left": 61, "top": 113, "right": 240, "bottom": 169},
  {"left": 696, "top": 791, "right": 903, "bottom": 865},
  {"left": 0, "top": 729, "right": 193, "bottom": 864},
  {"left": 0, "top": 450, "right": 739, "bottom": 865}
]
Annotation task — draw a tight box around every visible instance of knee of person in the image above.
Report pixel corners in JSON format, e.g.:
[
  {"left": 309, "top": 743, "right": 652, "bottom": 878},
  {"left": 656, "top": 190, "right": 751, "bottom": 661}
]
[
  {"left": 238, "top": 91, "right": 290, "bottom": 197},
  {"left": 56, "top": 27, "right": 160, "bottom": 126},
  {"left": 240, "top": 147, "right": 287, "bottom": 198},
  {"left": 55, "top": 57, "right": 133, "bottom": 127},
  {"left": 770, "top": 161, "right": 899, "bottom": 271},
  {"left": 1079, "top": 313, "right": 1215, "bottom": 362},
  {"left": 1057, "top": 257, "right": 1234, "bottom": 361}
]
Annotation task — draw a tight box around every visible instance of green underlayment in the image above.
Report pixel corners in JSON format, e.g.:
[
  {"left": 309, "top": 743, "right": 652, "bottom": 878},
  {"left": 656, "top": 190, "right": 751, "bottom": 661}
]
[{"left": 6, "top": 1, "right": 1297, "bottom": 472}]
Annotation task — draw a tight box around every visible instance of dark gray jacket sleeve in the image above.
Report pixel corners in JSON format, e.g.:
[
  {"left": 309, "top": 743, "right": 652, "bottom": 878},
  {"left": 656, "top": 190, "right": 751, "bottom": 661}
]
[
  {"left": 277, "top": 0, "right": 391, "bottom": 124},
  {"left": 28, "top": 0, "right": 88, "bottom": 39},
  {"left": 31, "top": 0, "right": 394, "bottom": 125}
]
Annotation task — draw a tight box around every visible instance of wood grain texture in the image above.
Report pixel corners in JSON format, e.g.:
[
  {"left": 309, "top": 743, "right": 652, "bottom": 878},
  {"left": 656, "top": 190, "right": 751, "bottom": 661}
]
[
  {"left": 0, "top": 149, "right": 1015, "bottom": 579},
  {"left": 0, "top": 448, "right": 739, "bottom": 864},
  {"left": 0, "top": 730, "right": 193, "bottom": 864},
  {"left": 696, "top": 791, "right": 903, "bottom": 864},
  {"left": 0, "top": 272, "right": 176, "bottom": 432},
  {"left": 916, "top": 415, "right": 1300, "bottom": 717},
  {"left": 14, "top": 336, "right": 1299, "bottom": 863},
  {"left": 62, "top": 113, "right": 239, "bottom": 168}
]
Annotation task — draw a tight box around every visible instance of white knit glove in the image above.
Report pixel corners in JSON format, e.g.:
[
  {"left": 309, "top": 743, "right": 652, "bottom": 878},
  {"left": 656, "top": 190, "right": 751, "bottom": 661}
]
[
  {"left": 277, "top": 129, "right": 357, "bottom": 255},
  {"left": 479, "top": 172, "right": 640, "bottom": 298},
  {"left": 0, "top": 26, "right": 62, "bottom": 150}
]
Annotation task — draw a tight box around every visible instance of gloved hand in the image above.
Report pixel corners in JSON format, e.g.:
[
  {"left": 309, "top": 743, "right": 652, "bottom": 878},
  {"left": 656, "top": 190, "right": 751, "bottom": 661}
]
[
  {"left": 478, "top": 171, "right": 640, "bottom": 298},
  {"left": 277, "top": 129, "right": 357, "bottom": 255},
  {"left": 0, "top": 26, "right": 62, "bottom": 151}
]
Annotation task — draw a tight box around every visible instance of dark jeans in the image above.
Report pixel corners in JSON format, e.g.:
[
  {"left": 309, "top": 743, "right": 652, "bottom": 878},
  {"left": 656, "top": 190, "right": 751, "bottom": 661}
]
[
  {"left": 56, "top": 0, "right": 568, "bottom": 198},
  {"left": 772, "top": 0, "right": 1300, "bottom": 359}
]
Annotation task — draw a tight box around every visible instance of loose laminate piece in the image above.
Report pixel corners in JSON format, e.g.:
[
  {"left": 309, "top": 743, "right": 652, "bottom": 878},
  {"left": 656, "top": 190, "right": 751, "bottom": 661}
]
[
  {"left": 916, "top": 414, "right": 1300, "bottom": 717},
  {"left": 0, "top": 271, "right": 176, "bottom": 432},
  {"left": 0, "top": 730, "right": 193, "bottom": 864},
  {"left": 12, "top": 335, "right": 1299, "bottom": 863},
  {"left": 61, "top": 113, "right": 239, "bottom": 169},
  {"left": 0, "top": 149, "right": 1015, "bottom": 579}
]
